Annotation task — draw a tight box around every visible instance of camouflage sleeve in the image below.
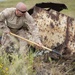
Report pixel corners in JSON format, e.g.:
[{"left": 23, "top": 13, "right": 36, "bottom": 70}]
[
  {"left": 24, "top": 12, "right": 41, "bottom": 44},
  {"left": 0, "top": 8, "right": 10, "bottom": 22},
  {"left": 0, "top": 12, "right": 5, "bottom": 26},
  {"left": 0, "top": 8, "right": 11, "bottom": 30},
  {"left": 0, "top": 8, "right": 9, "bottom": 28}
]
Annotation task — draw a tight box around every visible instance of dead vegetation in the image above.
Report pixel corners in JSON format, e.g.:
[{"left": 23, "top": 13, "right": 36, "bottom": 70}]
[{"left": 34, "top": 53, "right": 75, "bottom": 75}]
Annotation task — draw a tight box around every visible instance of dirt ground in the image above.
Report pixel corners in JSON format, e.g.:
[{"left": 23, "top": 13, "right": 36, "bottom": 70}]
[{"left": 33, "top": 53, "right": 75, "bottom": 75}]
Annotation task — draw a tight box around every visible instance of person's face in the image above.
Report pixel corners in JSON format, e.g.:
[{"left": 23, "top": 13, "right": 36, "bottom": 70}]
[{"left": 16, "top": 9, "right": 26, "bottom": 17}]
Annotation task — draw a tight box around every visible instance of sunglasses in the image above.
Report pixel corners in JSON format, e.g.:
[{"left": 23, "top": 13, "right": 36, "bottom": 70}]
[{"left": 18, "top": 9, "right": 26, "bottom": 13}]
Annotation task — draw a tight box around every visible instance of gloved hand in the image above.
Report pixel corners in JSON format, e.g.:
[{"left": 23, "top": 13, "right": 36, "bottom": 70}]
[
  {"left": 3, "top": 29, "right": 10, "bottom": 34},
  {"left": 35, "top": 42, "right": 44, "bottom": 50}
]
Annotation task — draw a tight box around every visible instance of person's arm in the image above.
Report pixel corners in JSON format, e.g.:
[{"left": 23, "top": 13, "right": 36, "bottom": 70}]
[
  {"left": 0, "top": 8, "right": 9, "bottom": 23},
  {"left": 0, "top": 8, "right": 11, "bottom": 33},
  {"left": 0, "top": 8, "right": 11, "bottom": 45},
  {"left": 24, "top": 12, "right": 42, "bottom": 46},
  {"left": 0, "top": 12, "right": 6, "bottom": 28}
]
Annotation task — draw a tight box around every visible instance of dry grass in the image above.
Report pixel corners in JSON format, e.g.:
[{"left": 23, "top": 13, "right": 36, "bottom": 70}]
[
  {"left": 34, "top": 55, "right": 75, "bottom": 75},
  {"left": 0, "top": 50, "right": 35, "bottom": 75}
]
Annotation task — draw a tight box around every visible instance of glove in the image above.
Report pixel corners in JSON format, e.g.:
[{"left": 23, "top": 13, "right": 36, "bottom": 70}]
[{"left": 35, "top": 42, "right": 43, "bottom": 50}]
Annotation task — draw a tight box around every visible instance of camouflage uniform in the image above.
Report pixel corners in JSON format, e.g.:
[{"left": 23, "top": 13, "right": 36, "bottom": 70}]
[{"left": 0, "top": 8, "right": 41, "bottom": 54}]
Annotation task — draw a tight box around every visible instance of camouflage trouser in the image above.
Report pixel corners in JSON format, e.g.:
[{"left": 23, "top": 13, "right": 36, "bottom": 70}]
[
  {"left": 17, "top": 29, "right": 31, "bottom": 55},
  {"left": 1, "top": 28, "right": 32, "bottom": 55}
]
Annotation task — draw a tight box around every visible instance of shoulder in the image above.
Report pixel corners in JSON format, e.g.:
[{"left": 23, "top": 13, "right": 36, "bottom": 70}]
[
  {"left": 1, "top": 7, "right": 16, "bottom": 17},
  {"left": 3, "top": 7, "right": 16, "bottom": 12},
  {"left": 25, "top": 12, "right": 34, "bottom": 23},
  {"left": 25, "top": 12, "right": 31, "bottom": 17}
]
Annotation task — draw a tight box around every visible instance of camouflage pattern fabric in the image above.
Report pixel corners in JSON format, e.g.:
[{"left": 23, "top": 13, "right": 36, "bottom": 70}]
[{"left": 32, "top": 6, "right": 75, "bottom": 55}]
